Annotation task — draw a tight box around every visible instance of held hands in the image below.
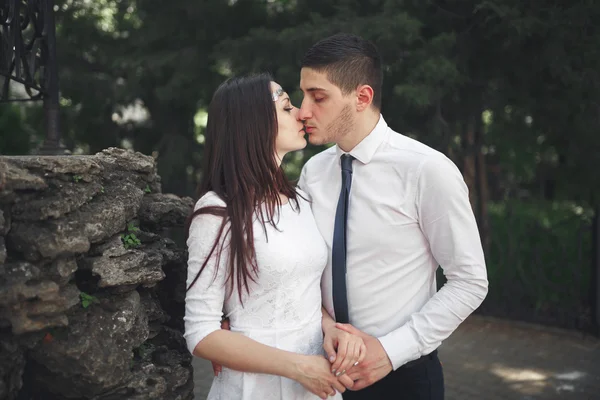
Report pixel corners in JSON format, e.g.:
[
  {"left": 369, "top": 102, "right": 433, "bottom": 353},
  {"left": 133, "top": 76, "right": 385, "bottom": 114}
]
[
  {"left": 280, "top": 321, "right": 366, "bottom": 398},
  {"left": 212, "top": 318, "right": 374, "bottom": 397},
  {"left": 323, "top": 323, "right": 367, "bottom": 378},
  {"left": 292, "top": 355, "right": 349, "bottom": 399},
  {"left": 212, "top": 318, "right": 352, "bottom": 398},
  {"left": 333, "top": 323, "right": 393, "bottom": 391}
]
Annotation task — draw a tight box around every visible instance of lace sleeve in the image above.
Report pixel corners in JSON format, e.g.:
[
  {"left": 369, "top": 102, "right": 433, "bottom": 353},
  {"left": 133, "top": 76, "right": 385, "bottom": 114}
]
[{"left": 183, "top": 193, "right": 230, "bottom": 355}]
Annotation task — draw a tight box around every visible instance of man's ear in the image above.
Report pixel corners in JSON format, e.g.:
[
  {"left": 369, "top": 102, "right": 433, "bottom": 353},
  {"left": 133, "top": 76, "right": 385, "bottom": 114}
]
[{"left": 356, "top": 85, "right": 374, "bottom": 112}]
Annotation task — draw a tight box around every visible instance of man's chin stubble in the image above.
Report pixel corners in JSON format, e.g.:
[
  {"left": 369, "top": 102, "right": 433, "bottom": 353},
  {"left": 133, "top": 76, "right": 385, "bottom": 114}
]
[
  {"left": 308, "top": 137, "right": 323, "bottom": 146},
  {"left": 309, "top": 134, "right": 334, "bottom": 146}
]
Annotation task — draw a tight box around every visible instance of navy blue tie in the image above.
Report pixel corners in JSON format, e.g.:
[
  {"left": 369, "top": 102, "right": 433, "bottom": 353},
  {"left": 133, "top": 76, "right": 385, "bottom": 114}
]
[{"left": 332, "top": 154, "right": 354, "bottom": 323}]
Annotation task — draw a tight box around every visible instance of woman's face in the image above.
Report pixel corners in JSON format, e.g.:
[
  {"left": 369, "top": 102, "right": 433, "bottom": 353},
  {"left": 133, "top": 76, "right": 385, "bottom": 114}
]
[{"left": 271, "top": 81, "right": 307, "bottom": 163}]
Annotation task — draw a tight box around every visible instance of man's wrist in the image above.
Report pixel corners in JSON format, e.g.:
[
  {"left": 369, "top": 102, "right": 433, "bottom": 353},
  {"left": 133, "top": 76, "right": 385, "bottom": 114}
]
[
  {"left": 321, "top": 312, "right": 336, "bottom": 333},
  {"left": 322, "top": 320, "right": 335, "bottom": 334}
]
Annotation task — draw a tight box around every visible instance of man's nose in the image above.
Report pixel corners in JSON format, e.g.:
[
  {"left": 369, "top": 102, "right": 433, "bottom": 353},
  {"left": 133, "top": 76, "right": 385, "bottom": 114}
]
[{"left": 298, "top": 100, "right": 312, "bottom": 121}]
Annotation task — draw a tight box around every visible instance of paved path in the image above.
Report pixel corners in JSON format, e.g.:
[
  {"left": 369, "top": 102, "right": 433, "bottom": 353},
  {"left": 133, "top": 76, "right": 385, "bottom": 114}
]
[{"left": 192, "top": 315, "right": 600, "bottom": 399}]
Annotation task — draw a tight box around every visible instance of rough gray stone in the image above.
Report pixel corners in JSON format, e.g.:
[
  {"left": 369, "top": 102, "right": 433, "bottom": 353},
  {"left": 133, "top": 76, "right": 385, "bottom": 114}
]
[
  {"left": 139, "top": 193, "right": 194, "bottom": 229},
  {"left": 96, "top": 147, "right": 156, "bottom": 175},
  {"left": 135, "top": 233, "right": 187, "bottom": 266},
  {"left": 0, "top": 208, "right": 6, "bottom": 234},
  {"left": 84, "top": 250, "right": 165, "bottom": 288},
  {"left": 140, "top": 289, "right": 169, "bottom": 338},
  {"left": 87, "top": 233, "right": 129, "bottom": 257},
  {"left": 0, "top": 335, "right": 25, "bottom": 400},
  {"left": 0, "top": 262, "right": 79, "bottom": 334},
  {"left": 93, "top": 148, "right": 163, "bottom": 199},
  {"left": 8, "top": 310, "right": 70, "bottom": 336},
  {"left": 6, "top": 183, "right": 144, "bottom": 261},
  {"left": 48, "top": 257, "right": 78, "bottom": 286},
  {"left": 2, "top": 155, "right": 103, "bottom": 178},
  {"left": 0, "top": 160, "right": 48, "bottom": 192},
  {"left": 0, "top": 262, "right": 44, "bottom": 301},
  {"left": 132, "top": 229, "right": 162, "bottom": 244},
  {"left": 11, "top": 181, "right": 104, "bottom": 221},
  {"left": 0, "top": 157, "right": 102, "bottom": 215},
  {"left": 121, "top": 325, "right": 194, "bottom": 400},
  {"left": 154, "top": 238, "right": 187, "bottom": 265},
  {"left": 80, "top": 183, "right": 145, "bottom": 242},
  {"left": 79, "top": 235, "right": 165, "bottom": 288},
  {"left": 7, "top": 220, "right": 91, "bottom": 261},
  {"left": 126, "top": 355, "right": 193, "bottom": 400},
  {"left": 30, "top": 291, "right": 149, "bottom": 399},
  {"left": 0, "top": 151, "right": 192, "bottom": 399},
  {"left": 0, "top": 237, "right": 6, "bottom": 265}
]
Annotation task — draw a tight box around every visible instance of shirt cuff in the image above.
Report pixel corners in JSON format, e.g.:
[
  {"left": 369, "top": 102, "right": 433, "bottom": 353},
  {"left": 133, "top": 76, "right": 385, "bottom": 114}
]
[{"left": 377, "top": 324, "right": 422, "bottom": 370}]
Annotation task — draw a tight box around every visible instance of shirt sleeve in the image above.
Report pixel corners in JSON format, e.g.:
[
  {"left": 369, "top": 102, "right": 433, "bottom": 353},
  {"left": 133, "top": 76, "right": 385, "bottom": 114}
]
[
  {"left": 378, "top": 154, "right": 489, "bottom": 370},
  {"left": 183, "top": 194, "right": 230, "bottom": 355}
]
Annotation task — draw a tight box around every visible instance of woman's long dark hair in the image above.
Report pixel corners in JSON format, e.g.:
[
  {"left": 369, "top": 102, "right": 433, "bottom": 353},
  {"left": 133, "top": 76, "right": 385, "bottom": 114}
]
[{"left": 185, "top": 73, "right": 301, "bottom": 302}]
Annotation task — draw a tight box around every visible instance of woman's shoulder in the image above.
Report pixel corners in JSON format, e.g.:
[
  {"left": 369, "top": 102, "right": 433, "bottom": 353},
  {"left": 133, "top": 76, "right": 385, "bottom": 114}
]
[
  {"left": 194, "top": 191, "right": 227, "bottom": 211},
  {"left": 189, "top": 192, "right": 228, "bottom": 235}
]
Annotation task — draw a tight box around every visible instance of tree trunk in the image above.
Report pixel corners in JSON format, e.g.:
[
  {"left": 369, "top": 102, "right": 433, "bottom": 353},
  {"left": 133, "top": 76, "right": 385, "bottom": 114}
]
[
  {"left": 462, "top": 107, "right": 490, "bottom": 253},
  {"left": 592, "top": 205, "right": 600, "bottom": 336},
  {"left": 145, "top": 100, "right": 198, "bottom": 198},
  {"left": 463, "top": 116, "right": 477, "bottom": 209},
  {"left": 474, "top": 115, "right": 490, "bottom": 253}
]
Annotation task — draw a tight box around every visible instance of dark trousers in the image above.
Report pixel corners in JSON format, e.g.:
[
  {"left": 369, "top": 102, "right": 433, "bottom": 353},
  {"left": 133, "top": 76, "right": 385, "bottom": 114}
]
[{"left": 342, "top": 351, "right": 444, "bottom": 400}]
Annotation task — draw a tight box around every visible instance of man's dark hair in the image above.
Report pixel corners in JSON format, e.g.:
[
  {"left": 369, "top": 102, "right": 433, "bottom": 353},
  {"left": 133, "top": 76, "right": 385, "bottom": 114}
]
[{"left": 301, "top": 33, "right": 383, "bottom": 110}]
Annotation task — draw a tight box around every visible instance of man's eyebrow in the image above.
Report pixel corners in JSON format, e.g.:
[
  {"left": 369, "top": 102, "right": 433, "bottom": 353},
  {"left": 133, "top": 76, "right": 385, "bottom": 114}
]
[{"left": 301, "top": 87, "right": 328, "bottom": 93}]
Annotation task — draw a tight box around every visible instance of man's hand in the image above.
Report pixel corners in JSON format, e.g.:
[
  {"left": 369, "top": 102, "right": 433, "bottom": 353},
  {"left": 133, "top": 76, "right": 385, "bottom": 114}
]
[
  {"left": 212, "top": 318, "right": 230, "bottom": 376},
  {"left": 322, "top": 324, "right": 367, "bottom": 377},
  {"left": 334, "top": 323, "right": 393, "bottom": 391}
]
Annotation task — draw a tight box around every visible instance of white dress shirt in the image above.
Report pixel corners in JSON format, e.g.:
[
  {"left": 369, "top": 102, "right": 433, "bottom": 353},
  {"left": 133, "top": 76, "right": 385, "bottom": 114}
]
[{"left": 298, "top": 115, "right": 488, "bottom": 370}]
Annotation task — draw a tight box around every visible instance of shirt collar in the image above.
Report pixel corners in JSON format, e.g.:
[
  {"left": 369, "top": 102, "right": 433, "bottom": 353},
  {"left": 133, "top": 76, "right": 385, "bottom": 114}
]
[{"left": 335, "top": 114, "right": 387, "bottom": 165}]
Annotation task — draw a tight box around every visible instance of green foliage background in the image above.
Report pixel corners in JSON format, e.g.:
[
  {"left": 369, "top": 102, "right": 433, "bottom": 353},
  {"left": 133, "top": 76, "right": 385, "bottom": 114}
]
[{"left": 2, "top": 0, "right": 599, "bottom": 331}]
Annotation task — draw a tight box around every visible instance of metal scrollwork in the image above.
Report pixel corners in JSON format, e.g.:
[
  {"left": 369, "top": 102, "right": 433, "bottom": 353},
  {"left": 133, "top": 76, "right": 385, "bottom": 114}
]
[
  {"left": 1, "top": 0, "right": 49, "bottom": 101},
  {"left": 0, "top": 0, "right": 62, "bottom": 153}
]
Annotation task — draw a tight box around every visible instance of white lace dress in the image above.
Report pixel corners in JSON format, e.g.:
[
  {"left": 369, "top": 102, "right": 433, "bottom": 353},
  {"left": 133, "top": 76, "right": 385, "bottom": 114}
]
[{"left": 184, "top": 191, "right": 341, "bottom": 400}]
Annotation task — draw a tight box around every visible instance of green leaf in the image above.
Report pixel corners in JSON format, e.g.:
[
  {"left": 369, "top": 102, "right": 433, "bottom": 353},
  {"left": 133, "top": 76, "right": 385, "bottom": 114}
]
[
  {"left": 80, "top": 292, "right": 99, "bottom": 308},
  {"left": 127, "top": 222, "right": 140, "bottom": 232}
]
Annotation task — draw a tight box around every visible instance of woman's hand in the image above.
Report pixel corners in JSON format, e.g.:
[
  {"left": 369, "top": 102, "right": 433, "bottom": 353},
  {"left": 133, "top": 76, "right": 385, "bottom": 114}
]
[
  {"left": 323, "top": 325, "right": 367, "bottom": 377},
  {"left": 291, "top": 355, "right": 347, "bottom": 399}
]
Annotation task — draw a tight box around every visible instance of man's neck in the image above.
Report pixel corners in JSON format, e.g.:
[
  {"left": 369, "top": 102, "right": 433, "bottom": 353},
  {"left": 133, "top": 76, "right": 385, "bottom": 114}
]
[{"left": 337, "top": 110, "right": 380, "bottom": 153}]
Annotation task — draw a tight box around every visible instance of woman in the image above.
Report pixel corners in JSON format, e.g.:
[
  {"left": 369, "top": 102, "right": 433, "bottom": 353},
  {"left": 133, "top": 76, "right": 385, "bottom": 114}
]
[{"left": 184, "top": 73, "right": 365, "bottom": 400}]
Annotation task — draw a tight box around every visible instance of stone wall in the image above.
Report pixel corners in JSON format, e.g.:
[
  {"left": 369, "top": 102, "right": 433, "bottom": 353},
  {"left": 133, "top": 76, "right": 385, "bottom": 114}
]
[{"left": 0, "top": 148, "right": 195, "bottom": 400}]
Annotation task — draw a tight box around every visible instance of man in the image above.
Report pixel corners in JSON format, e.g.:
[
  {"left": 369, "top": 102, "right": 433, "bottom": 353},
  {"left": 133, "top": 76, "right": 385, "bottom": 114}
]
[{"left": 297, "top": 33, "right": 489, "bottom": 399}]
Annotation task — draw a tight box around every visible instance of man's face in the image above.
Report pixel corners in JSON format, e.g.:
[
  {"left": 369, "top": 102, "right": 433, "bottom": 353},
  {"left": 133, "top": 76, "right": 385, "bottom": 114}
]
[{"left": 299, "top": 68, "right": 355, "bottom": 146}]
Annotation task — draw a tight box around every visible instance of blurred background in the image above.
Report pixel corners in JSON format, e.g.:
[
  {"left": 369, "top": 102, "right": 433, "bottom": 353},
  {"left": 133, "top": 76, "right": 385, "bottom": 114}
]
[{"left": 1, "top": 1, "right": 600, "bottom": 394}]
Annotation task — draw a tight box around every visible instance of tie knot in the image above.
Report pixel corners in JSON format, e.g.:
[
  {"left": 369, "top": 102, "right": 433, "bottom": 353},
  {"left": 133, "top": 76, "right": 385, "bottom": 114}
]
[{"left": 340, "top": 154, "right": 354, "bottom": 172}]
